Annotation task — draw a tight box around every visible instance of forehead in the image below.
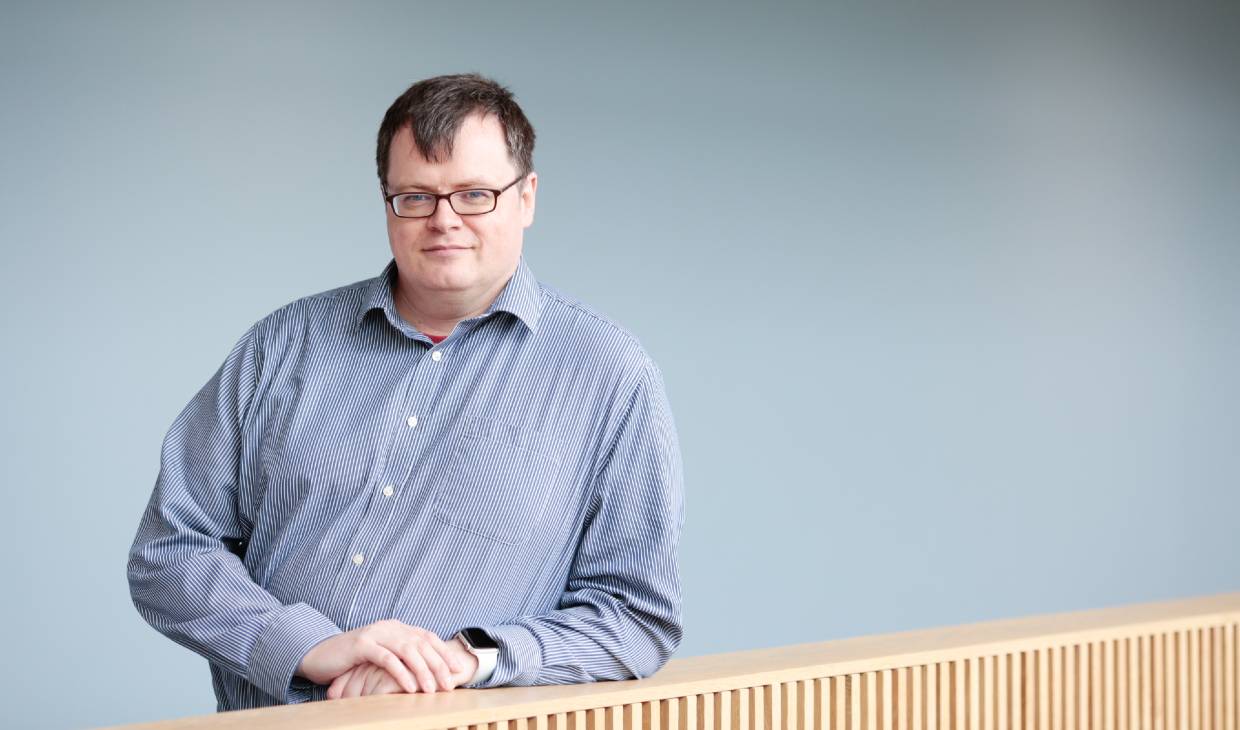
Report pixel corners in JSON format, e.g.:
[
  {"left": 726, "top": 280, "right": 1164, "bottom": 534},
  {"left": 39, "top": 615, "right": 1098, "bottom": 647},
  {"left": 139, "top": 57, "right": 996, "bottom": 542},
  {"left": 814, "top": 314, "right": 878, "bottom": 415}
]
[{"left": 388, "top": 113, "right": 514, "bottom": 187}]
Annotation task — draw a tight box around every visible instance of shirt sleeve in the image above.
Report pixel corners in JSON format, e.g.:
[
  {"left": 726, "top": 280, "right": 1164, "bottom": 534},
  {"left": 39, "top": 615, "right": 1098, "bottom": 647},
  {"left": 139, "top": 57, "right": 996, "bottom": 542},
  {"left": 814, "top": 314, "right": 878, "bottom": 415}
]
[
  {"left": 470, "top": 357, "right": 685, "bottom": 687},
  {"left": 127, "top": 323, "right": 342, "bottom": 703}
]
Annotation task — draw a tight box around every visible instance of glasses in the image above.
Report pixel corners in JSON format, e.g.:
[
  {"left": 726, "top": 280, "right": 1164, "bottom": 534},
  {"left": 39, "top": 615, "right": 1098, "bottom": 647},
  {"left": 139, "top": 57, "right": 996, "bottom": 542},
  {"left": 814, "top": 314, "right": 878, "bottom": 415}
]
[{"left": 384, "top": 174, "right": 525, "bottom": 218}]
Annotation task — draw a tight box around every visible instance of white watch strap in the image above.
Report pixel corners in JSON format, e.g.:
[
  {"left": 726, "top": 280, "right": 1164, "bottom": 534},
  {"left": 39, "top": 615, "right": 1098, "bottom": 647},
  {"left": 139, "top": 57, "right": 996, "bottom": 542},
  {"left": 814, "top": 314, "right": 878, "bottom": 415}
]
[
  {"left": 468, "top": 647, "right": 497, "bottom": 685},
  {"left": 458, "top": 631, "right": 498, "bottom": 686}
]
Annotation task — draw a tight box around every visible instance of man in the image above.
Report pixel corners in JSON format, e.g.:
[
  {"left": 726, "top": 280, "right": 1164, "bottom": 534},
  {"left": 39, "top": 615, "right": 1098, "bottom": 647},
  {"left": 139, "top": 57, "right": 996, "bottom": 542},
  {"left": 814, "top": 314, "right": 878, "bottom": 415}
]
[{"left": 128, "top": 73, "right": 684, "bottom": 709}]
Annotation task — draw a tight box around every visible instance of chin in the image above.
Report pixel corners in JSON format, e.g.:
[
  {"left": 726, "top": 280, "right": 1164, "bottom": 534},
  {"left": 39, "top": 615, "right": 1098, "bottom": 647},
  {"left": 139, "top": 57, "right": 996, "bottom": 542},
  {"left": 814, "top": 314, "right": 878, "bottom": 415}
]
[{"left": 417, "top": 267, "right": 477, "bottom": 292}]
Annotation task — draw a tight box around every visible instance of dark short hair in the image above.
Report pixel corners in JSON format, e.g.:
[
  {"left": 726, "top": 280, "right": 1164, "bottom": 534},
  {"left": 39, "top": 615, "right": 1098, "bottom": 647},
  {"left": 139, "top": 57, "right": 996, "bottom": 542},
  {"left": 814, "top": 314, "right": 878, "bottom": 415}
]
[{"left": 376, "top": 73, "right": 536, "bottom": 190}]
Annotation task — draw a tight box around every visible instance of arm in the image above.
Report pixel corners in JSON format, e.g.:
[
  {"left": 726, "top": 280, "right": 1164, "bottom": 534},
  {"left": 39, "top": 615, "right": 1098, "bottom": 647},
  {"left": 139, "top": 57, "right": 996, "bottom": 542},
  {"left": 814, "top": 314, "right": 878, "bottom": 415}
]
[
  {"left": 127, "top": 323, "right": 342, "bottom": 703},
  {"left": 472, "top": 358, "right": 685, "bottom": 687}
]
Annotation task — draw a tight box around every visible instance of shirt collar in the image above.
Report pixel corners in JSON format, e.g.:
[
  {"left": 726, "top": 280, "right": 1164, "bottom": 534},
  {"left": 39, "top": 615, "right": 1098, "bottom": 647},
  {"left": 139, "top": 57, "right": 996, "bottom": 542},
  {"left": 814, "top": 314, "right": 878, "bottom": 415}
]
[{"left": 356, "top": 256, "right": 543, "bottom": 334}]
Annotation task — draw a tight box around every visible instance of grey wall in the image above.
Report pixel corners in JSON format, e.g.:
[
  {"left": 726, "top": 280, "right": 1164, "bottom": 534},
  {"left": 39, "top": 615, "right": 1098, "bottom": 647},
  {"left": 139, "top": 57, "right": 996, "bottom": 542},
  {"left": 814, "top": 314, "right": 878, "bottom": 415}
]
[{"left": 2, "top": 1, "right": 1237, "bottom": 728}]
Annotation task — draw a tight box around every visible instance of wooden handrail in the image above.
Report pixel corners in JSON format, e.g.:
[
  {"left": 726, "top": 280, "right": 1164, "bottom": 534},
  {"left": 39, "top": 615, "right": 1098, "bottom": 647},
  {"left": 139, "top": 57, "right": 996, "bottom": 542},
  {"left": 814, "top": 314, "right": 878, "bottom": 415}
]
[{"left": 107, "top": 592, "right": 1240, "bottom": 730}]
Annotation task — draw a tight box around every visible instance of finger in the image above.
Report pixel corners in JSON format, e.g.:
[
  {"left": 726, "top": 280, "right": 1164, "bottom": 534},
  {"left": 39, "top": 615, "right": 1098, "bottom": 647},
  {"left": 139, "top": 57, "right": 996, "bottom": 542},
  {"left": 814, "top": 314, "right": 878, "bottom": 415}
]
[
  {"left": 364, "top": 664, "right": 387, "bottom": 696},
  {"left": 375, "top": 669, "right": 403, "bottom": 695},
  {"left": 327, "top": 667, "right": 355, "bottom": 700},
  {"left": 410, "top": 637, "right": 453, "bottom": 691},
  {"left": 364, "top": 643, "right": 420, "bottom": 695},
  {"left": 343, "top": 663, "right": 371, "bottom": 699},
  {"left": 425, "top": 631, "right": 466, "bottom": 675},
  {"left": 398, "top": 642, "right": 438, "bottom": 693}
]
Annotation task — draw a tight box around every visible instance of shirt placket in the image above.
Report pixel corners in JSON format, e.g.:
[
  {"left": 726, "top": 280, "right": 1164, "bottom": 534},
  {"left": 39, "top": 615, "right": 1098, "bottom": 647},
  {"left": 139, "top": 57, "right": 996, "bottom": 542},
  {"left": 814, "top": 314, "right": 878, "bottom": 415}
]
[{"left": 334, "top": 334, "right": 455, "bottom": 628}]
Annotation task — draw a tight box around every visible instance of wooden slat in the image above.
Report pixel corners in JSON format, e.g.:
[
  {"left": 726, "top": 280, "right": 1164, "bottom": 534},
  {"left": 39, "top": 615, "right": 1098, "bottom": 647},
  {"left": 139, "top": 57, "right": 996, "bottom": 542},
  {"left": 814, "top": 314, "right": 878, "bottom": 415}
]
[
  {"left": 765, "top": 685, "right": 779, "bottom": 730},
  {"left": 625, "top": 704, "right": 641, "bottom": 730},
  {"left": 686, "top": 694, "right": 699, "bottom": 730},
  {"left": 1204, "top": 628, "right": 1215, "bottom": 730},
  {"left": 1010, "top": 651, "right": 1023, "bottom": 730},
  {"left": 954, "top": 661, "right": 966, "bottom": 730},
  {"left": 662, "top": 700, "right": 678, "bottom": 730},
  {"left": 1155, "top": 633, "right": 1167, "bottom": 730},
  {"left": 1139, "top": 636, "right": 1151, "bottom": 730},
  {"left": 736, "top": 689, "right": 750, "bottom": 730},
  {"left": 1192, "top": 628, "right": 1202, "bottom": 730},
  {"left": 864, "top": 672, "right": 877, "bottom": 730},
  {"left": 881, "top": 670, "right": 893, "bottom": 730},
  {"left": 911, "top": 665, "right": 923, "bottom": 730},
  {"left": 1109, "top": 640, "right": 1120, "bottom": 730},
  {"left": 1051, "top": 646, "right": 1063, "bottom": 730},
  {"left": 838, "top": 674, "right": 848, "bottom": 728},
  {"left": 1226, "top": 624, "right": 1237, "bottom": 730},
  {"left": 968, "top": 657, "right": 980, "bottom": 730},
  {"left": 996, "top": 655, "right": 1007, "bottom": 730},
  {"left": 852, "top": 674, "right": 864, "bottom": 730},
  {"left": 893, "top": 669, "right": 905, "bottom": 730},
  {"left": 1224, "top": 625, "right": 1236, "bottom": 730},
  {"left": 802, "top": 679, "right": 816, "bottom": 730},
  {"left": 788, "top": 683, "right": 800, "bottom": 730},
  {"left": 719, "top": 690, "right": 734, "bottom": 730},
  {"left": 1118, "top": 639, "right": 1129, "bottom": 730},
  {"left": 1214, "top": 625, "right": 1224, "bottom": 730},
  {"left": 939, "top": 663, "right": 951, "bottom": 730},
  {"left": 1089, "top": 642, "right": 1101, "bottom": 730},
  {"left": 1038, "top": 648, "right": 1050, "bottom": 730},
  {"left": 1180, "top": 630, "right": 1192, "bottom": 730}
]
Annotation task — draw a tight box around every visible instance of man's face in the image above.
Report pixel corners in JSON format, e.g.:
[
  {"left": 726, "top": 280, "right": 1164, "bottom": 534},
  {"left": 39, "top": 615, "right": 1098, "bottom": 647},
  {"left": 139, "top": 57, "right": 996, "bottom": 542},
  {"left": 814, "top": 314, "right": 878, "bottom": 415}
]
[{"left": 383, "top": 113, "right": 536, "bottom": 299}]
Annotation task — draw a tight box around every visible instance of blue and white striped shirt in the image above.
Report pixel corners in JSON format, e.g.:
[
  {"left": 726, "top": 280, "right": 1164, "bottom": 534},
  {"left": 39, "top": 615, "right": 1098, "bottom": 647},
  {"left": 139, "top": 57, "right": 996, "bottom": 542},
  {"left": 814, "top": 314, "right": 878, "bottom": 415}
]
[{"left": 127, "top": 257, "right": 684, "bottom": 710}]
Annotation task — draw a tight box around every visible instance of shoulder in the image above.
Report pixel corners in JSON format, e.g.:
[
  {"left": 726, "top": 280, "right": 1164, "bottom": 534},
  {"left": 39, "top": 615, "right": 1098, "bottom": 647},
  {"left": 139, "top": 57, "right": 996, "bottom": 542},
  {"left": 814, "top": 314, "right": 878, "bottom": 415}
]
[
  {"left": 535, "top": 281, "right": 661, "bottom": 383},
  {"left": 247, "top": 273, "right": 374, "bottom": 346}
]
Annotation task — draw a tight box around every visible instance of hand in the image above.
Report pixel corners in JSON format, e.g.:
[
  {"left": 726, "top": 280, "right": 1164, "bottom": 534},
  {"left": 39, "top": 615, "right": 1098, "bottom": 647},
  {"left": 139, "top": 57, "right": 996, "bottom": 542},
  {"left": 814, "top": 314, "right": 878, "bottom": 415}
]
[
  {"left": 326, "top": 635, "right": 480, "bottom": 699},
  {"left": 297, "top": 620, "right": 467, "bottom": 695},
  {"left": 328, "top": 661, "right": 404, "bottom": 699}
]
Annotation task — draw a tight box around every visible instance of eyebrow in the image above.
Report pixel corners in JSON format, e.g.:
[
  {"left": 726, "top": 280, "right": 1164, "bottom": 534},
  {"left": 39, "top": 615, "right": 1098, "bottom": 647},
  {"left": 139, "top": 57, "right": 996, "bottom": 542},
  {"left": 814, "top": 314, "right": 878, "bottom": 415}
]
[{"left": 391, "top": 179, "right": 493, "bottom": 192}]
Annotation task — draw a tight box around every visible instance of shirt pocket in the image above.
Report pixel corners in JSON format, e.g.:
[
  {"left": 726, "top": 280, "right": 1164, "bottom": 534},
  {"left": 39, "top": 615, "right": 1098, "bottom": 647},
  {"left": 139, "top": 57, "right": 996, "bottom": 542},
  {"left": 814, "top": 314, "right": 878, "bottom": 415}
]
[{"left": 432, "top": 416, "right": 564, "bottom": 545}]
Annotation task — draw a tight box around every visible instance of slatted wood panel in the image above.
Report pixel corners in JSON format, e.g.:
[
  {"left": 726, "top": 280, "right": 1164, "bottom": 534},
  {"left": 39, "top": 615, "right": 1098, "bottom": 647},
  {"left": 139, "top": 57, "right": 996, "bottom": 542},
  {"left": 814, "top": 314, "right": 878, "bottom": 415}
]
[
  {"left": 465, "top": 622, "right": 1238, "bottom": 730},
  {"left": 110, "top": 594, "right": 1240, "bottom": 730}
]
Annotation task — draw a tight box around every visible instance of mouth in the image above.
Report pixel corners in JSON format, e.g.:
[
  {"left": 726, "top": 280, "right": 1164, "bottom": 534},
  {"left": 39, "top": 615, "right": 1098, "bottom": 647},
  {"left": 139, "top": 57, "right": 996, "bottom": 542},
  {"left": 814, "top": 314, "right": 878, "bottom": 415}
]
[{"left": 422, "top": 245, "right": 473, "bottom": 255}]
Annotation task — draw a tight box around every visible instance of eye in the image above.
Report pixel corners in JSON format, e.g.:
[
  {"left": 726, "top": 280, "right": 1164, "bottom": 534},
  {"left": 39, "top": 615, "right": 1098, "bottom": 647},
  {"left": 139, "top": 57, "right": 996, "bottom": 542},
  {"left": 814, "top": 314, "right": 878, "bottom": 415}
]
[
  {"left": 462, "top": 190, "right": 489, "bottom": 201},
  {"left": 403, "top": 193, "right": 433, "bottom": 203}
]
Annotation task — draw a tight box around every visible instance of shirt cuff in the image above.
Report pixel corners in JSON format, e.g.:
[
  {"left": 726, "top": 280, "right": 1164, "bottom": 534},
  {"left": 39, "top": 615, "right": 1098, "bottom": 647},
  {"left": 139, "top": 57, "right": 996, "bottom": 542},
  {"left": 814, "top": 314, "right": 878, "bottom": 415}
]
[
  {"left": 465, "top": 623, "right": 541, "bottom": 688},
  {"left": 248, "top": 602, "right": 342, "bottom": 703}
]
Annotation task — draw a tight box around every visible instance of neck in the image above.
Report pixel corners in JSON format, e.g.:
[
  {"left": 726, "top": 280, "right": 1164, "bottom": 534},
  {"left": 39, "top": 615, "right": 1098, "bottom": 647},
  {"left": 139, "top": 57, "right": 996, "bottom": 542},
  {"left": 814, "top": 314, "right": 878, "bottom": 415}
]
[{"left": 391, "top": 271, "right": 511, "bottom": 338}]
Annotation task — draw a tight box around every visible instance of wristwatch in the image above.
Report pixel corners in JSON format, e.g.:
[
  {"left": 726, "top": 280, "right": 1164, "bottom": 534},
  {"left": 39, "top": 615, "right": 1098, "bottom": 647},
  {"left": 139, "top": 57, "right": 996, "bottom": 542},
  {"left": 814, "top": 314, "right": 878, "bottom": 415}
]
[{"left": 455, "top": 627, "right": 499, "bottom": 686}]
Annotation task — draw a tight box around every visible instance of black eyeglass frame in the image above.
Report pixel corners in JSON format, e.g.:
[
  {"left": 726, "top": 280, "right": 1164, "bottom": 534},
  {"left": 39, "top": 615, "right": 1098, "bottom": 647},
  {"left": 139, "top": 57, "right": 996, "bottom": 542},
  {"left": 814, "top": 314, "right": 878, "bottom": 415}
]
[{"left": 383, "top": 173, "right": 526, "bottom": 218}]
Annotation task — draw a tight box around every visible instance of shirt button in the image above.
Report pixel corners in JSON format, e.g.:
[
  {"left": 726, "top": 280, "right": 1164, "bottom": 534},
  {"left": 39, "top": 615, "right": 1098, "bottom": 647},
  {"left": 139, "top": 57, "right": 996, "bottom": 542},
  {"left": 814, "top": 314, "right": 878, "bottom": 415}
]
[
  {"left": 382, "top": 484, "right": 395, "bottom": 497},
  {"left": 351, "top": 553, "right": 365, "bottom": 566},
  {"left": 406, "top": 415, "right": 418, "bottom": 428},
  {"left": 431, "top": 350, "right": 443, "bottom": 362}
]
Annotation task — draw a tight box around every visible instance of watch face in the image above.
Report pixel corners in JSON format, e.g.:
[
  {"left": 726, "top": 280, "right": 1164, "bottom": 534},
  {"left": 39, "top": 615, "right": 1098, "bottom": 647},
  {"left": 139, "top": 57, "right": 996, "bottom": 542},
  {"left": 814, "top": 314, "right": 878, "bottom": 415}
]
[{"left": 460, "top": 627, "right": 499, "bottom": 651}]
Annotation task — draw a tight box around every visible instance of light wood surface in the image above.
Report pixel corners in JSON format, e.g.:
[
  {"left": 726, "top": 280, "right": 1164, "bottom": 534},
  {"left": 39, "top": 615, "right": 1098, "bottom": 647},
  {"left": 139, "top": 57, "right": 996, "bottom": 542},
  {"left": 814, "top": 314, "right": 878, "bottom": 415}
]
[{"left": 106, "top": 592, "right": 1240, "bottom": 730}]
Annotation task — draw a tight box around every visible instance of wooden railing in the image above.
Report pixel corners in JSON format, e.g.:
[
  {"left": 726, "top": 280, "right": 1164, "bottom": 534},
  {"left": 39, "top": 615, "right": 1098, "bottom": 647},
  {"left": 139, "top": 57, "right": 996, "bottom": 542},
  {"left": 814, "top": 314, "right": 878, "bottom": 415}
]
[{"left": 110, "top": 592, "right": 1240, "bottom": 730}]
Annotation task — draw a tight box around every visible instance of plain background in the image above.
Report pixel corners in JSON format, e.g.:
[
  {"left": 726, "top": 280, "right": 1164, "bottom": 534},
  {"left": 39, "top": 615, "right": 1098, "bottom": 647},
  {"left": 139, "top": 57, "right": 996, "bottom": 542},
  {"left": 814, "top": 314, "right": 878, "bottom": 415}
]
[{"left": 2, "top": 1, "right": 1237, "bottom": 728}]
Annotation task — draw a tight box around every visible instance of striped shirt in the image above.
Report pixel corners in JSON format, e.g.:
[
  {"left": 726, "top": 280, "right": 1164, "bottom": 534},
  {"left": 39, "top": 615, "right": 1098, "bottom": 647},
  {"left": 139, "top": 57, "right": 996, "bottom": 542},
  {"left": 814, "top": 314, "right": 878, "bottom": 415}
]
[{"left": 127, "top": 257, "right": 685, "bottom": 710}]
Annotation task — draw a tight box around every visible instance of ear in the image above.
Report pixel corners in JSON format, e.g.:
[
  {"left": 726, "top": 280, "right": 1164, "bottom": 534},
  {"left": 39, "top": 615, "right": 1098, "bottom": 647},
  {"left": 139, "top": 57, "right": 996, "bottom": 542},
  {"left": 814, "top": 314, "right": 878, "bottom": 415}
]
[{"left": 520, "top": 172, "right": 537, "bottom": 228}]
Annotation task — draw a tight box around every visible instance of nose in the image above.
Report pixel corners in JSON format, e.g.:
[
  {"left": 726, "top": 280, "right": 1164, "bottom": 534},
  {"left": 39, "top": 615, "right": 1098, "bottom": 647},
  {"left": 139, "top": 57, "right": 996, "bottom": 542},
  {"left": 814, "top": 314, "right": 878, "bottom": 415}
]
[{"left": 426, "top": 196, "right": 464, "bottom": 232}]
